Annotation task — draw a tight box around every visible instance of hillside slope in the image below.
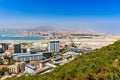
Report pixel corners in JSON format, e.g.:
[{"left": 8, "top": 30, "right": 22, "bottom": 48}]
[{"left": 7, "top": 41, "right": 120, "bottom": 80}]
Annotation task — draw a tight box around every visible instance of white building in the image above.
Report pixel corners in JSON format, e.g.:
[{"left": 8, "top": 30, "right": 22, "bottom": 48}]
[
  {"left": 25, "top": 64, "right": 36, "bottom": 74},
  {"left": 13, "top": 53, "right": 43, "bottom": 61},
  {"left": 8, "top": 62, "right": 26, "bottom": 73},
  {"left": 8, "top": 63, "right": 20, "bottom": 74},
  {"left": 48, "top": 41, "right": 60, "bottom": 53}
]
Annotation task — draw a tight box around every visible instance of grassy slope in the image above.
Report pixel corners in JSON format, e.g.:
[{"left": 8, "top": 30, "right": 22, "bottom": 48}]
[{"left": 6, "top": 41, "right": 120, "bottom": 80}]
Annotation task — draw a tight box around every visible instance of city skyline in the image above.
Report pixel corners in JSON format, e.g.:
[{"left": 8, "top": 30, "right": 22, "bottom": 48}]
[{"left": 0, "top": 0, "right": 120, "bottom": 34}]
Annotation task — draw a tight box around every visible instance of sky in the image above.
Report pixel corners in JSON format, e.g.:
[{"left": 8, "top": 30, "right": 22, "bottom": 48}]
[{"left": 0, "top": 0, "right": 120, "bottom": 34}]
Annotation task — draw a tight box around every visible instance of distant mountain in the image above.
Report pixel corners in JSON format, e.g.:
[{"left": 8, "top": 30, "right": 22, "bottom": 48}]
[{"left": 28, "top": 26, "right": 56, "bottom": 31}]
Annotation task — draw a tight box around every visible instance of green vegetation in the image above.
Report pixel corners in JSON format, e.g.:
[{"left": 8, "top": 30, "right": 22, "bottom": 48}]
[
  {"left": 4, "top": 56, "right": 16, "bottom": 65},
  {"left": 4, "top": 56, "right": 11, "bottom": 60},
  {"left": 71, "top": 43, "right": 77, "bottom": 48},
  {"left": 0, "top": 58, "right": 3, "bottom": 65},
  {"left": 22, "top": 42, "right": 32, "bottom": 46},
  {"left": 0, "top": 68, "right": 9, "bottom": 76},
  {"left": 6, "top": 40, "right": 120, "bottom": 80},
  {"left": 60, "top": 46, "right": 68, "bottom": 53}
]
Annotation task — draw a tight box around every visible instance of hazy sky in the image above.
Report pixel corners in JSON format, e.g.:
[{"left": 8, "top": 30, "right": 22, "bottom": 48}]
[{"left": 0, "top": 0, "right": 120, "bottom": 34}]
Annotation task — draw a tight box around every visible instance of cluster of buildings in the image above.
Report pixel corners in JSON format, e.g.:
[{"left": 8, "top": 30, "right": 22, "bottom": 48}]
[
  {"left": 0, "top": 31, "right": 118, "bottom": 80},
  {"left": 68, "top": 47, "right": 81, "bottom": 53},
  {"left": 0, "top": 43, "right": 27, "bottom": 55},
  {"left": 0, "top": 40, "right": 85, "bottom": 80}
]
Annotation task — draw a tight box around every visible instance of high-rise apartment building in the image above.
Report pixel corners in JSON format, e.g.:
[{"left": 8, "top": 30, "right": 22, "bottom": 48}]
[
  {"left": 14, "top": 44, "right": 21, "bottom": 53},
  {"left": 48, "top": 41, "right": 60, "bottom": 53}
]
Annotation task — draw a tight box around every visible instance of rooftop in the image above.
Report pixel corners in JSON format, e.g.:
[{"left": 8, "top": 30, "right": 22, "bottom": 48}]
[
  {"left": 25, "top": 64, "right": 36, "bottom": 70},
  {"left": 0, "top": 65, "right": 8, "bottom": 69},
  {"left": 49, "top": 41, "right": 59, "bottom": 43},
  {"left": 13, "top": 53, "right": 43, "bottom": 57},
  {"left": 40, "top": 59, "right": 51, "bottom": 63}
]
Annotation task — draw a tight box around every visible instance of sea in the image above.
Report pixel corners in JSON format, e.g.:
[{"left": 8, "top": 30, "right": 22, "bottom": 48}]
[
  {"left": 0, "top": 37, "right": 44, "bottom": 40},
  {"left": 0, "top": 31, "right": 44, "bottom": 40}
]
